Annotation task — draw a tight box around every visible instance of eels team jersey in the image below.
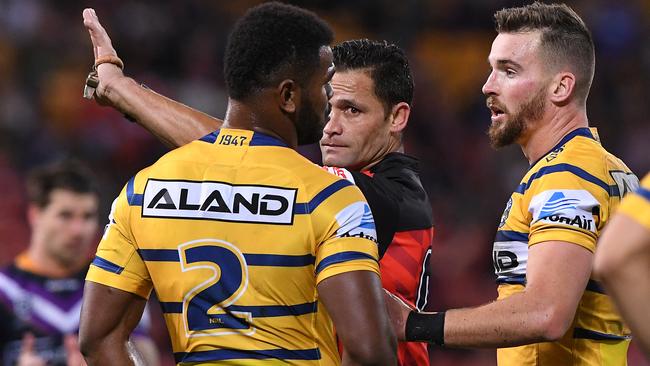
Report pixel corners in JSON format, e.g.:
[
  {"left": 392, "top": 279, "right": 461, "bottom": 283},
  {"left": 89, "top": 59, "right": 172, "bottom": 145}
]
[
  {"left": 325, "top": 152, "right": 433, "bottom": 366},
  {"left": 493, "top": 128, "right": 639, "bottom": 366},
  {"left": 86, "top": 128, "right": 380, "bottom": 366},
  {"left": 617, "top": 173, "right": 650, "bottom": 230}
]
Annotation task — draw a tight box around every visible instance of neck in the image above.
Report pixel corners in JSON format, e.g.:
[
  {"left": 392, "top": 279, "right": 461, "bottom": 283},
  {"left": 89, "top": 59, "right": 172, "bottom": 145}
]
[
  {"left": 223, "top": 97, "right": 298, "bottom": 149},
  {"left": 518, "top": 106, "right": 588, "bottom": 164},
  {"left": 359, "top": 137, "right": 403, "bottom": 171},
  {"left": 25, "top": 242, "right": 81, "bottom": 277}
]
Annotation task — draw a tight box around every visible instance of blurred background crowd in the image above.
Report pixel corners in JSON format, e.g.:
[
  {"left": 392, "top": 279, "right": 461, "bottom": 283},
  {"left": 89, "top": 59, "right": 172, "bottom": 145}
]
[{"left": 0, "top": 0, "right": 648, "bottom": 364}]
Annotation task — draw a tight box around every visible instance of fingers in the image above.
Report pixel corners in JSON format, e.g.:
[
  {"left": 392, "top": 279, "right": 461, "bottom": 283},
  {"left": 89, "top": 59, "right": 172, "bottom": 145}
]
[
  {"left": 64, "top": 334, "right": 88, "bottom": 366},
  {"left": 82, "top": 8, "right": 117, "bottom": 59},
  {"left": 20, "top": 333, "right": 36, "bottom": 354},
  {"left": 18, "top": 333, "right": 47, "bottom": 366}
]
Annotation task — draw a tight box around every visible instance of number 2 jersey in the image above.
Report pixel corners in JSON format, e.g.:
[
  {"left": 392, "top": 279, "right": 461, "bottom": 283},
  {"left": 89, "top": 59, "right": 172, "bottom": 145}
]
[
  {"left": 493, "top": 128, "right": 639, "bottom": 365},
  {"left": 86, "top": 128, "right": 380, "bottom": 366}
]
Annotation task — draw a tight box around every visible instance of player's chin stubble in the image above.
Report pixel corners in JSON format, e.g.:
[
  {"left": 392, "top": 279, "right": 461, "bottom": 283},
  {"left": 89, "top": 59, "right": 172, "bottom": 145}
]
[{"left": 488, "top": 89, "right": 546, "bottom": 149}]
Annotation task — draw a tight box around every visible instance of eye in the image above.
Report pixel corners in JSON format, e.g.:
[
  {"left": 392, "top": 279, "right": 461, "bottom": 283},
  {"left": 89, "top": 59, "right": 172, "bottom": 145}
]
[
  {"left": 505, "top": 68, "right": 516, "bottom": 77},
  {"left": 345, "top": 106, "right": 360, "bottom": 115}
]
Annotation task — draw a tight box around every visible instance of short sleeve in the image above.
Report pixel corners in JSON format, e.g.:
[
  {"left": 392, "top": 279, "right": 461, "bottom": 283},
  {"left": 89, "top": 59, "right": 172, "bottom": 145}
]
[
  {"left": 311, "top": 184, "right": 380, "bottom": 285},
  {"left": 527, "top": 172, "right": 606, "bottom": 252},
  {"left": 86, "top": 183, "right": 153, "bottom": 299}
]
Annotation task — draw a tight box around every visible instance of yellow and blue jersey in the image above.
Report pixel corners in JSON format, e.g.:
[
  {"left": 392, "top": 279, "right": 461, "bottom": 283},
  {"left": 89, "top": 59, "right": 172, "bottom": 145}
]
[
  {"left": 617, "top": 173, "right": 650, "bottom": 230},
  {"left": 493, "top": 128, "right": 639, "bottom": 366},
  {"left": 86, "top": 128, "right": 380, "bottom": 365}
]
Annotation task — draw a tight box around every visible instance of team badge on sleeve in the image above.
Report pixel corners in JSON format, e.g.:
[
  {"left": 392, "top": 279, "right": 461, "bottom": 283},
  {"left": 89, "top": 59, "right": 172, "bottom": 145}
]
[
  {"left": 334, "top": 202, "right": 377, "bottom": 243},
  {"left": 529, "top": 189, "right": 599, "bottom": 232}
]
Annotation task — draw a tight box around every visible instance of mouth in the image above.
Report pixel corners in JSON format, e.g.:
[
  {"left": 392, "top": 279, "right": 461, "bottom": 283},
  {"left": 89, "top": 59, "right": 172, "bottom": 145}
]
[
  {"left": 321, "top": 141, "right": 345, "bottom": 148},
  {"left": 487, "top": 101, "right": 506, "bottom": 121}
]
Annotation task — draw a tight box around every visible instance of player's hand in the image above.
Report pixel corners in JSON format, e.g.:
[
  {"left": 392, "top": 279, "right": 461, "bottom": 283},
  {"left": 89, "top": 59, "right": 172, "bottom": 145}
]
[
  {"left": 64, "top": 334, "right": 88, "bottom": 366},
  {"left": 383, "top": 289, "right": 414, "bottom": 341},
  {"left": 17, "top": 333, "right": 46, "bottom": 366},
  {"left": 82, "top": 8, "right": 125, "bottom": 105}
]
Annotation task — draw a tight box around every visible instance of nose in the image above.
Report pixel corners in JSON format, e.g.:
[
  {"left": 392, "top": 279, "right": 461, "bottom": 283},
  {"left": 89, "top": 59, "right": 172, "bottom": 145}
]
[
  {"left": 322, "top": 109, "right": 342, "bottom": 137},
  {"left": 482, "top": 71, "right": 498, "bottom": 96}
]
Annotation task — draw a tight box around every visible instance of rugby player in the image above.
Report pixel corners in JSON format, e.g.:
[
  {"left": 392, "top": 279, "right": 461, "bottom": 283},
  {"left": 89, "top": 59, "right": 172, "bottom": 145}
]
[
  {"left": 594, "top": 172, "right": 650, "bottom": 358},
  {"left": 0, "top": 161, "right": 157, "bottom": 366},
  {"left": 83, "top": 11, "right": 433, "bottom": 366},
  {"left": 385, "top": 3, "right": 639, "bottom": 365},
  {"left": 79, "top": 3, "right": 396, "bottom": 365}
]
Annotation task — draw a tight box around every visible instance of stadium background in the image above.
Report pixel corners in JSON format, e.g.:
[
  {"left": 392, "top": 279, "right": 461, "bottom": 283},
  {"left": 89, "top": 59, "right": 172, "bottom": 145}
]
[{"left": 0, "top": 0, "right": 648, "bottom": 364}]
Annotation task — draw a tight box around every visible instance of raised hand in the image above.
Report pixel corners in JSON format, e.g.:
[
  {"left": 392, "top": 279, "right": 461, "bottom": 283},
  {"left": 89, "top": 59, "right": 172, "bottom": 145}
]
[{"left": 81, "top": 8, "right": 126, "bottom": 104}]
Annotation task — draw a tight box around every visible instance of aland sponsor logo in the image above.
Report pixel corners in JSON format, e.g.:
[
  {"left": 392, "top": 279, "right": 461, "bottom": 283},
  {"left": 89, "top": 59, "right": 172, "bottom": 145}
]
[
  {"left": 142, "top": 179, "right": 296, "bottom": 224},
  {"left": 529, "top": 189, "right": 599, "bottom": 232}
]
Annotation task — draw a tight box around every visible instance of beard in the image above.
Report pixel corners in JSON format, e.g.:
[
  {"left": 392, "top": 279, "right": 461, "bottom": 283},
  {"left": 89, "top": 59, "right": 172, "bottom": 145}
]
[
  {"left": 295, "top": 95, "right": 327, "bottom": 145},
  {"left": 487, "top": 88, "right": 546, "bottom": 149}
]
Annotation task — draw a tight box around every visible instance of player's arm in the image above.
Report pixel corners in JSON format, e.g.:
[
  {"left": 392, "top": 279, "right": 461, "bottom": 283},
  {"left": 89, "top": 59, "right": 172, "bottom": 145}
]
[
  {"left": 318, "top": 271, "right": 397, "bottom": 365},
  {"left": 78, "top": 282, "right": 148, "bottom": 366},
  {"left": 388, "top": 240, "right": 592, "bottom": 347},
  {"left": 594, "top": 213, "right": 650, "bottom": 357},
  {"left": 82, "top": 8, "right": 221, "bottom": 148}
]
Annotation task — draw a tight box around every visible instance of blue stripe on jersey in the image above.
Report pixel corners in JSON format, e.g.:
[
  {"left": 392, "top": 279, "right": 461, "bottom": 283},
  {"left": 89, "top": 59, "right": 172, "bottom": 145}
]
[
  {"left": 250, "top": 132, "right": 288, "bottom": 147},
  {"left": 159, "top": 301, "right": 318, "bottom": 317},
  {"left": 245, "top": 253, "right": 315, "bottom": 266},
  {"left": 315, "top": 251, "right": 376, "bottom": 275},
  {"left": 295, "top": 179, "right": 353, "bottom": 214},
  {"left": 637, "top": 186, "right": 650, "bottom": 202},
  {"left": 586, "top": 279, "right": 606, "bottom": 294},
  {"left": 138, "top": 249, "right": 315, "bottom": 267},
  {"left": 160, "top": 301, "right": 183, "bottom": 313},
  {"left": 91, "top": 256, "right": 124, "bottom": 274},
  {"left": 174, "top": 347, "right": 321, "bottom": 363},
  {"left": 515, "top": 163, "right": 613, "bottom": 195},
  {"left": 573, "top": 328, "right": 631, "bottom": 341},
  {"left": 494, "top": 230, "right": 529, "bottom": 243},
  {"left": 496, "top": 274, "right": 526, "bottom": 285},
  {"left": 199, "top": 131, "right": 218, "bottom": 143},
  {"left": 138, "top": 249, "right": 180, "bottom": 261},
  {"left": 126, "top": 177, "right": 143, "bottom": 206}
]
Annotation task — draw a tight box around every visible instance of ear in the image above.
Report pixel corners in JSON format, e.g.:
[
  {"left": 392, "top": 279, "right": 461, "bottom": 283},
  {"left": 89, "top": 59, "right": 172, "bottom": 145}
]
[
  {"left": 277, "top": 79, "right": 299, "bottom": 114},
  {"left": 550, "top": 72, "right": 576, "bottom": 104},
  {"left": 27, "top": 204, "right": 41, "bottom": 228},
  {"left": 388, "top": 102, "right": 410, "bottom": 134}
]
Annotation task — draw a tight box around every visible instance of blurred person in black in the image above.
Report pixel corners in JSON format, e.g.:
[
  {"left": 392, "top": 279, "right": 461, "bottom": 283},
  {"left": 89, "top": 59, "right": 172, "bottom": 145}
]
[
  {"left": 0, "top": 161, "right": 158, "bottom": 366},
  {"left": 83, "top": 9, "right": 432, "bottom": 366}
]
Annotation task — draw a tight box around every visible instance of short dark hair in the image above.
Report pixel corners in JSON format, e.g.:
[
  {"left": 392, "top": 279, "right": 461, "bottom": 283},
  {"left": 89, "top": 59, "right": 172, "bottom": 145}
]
[
  {"left": 26, "top": 160, "right": 99, "bottom": 208},
  {"left": 494, "top": 2, "right": 595, "bottom": 103},
  {"left": 333, "top": 39, "right": 414, "bottom": 114},
  {"left": 224, "top": 2, "right": 334, "bottom": 100}
]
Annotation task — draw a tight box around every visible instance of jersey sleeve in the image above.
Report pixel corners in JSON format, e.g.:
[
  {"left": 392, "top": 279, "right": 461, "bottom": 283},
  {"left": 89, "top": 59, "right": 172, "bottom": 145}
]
[
  {"left": 617, "top": 173, "right": 650, "bottom": 230},
  {"left": 86, "top": 181, "right": 153, "bottom": 299},
  {"left": 311, "top": 182, "right": 380, "bottom": 285},
  {"left": 526, "top": 169, "right": 607, "bottom": 252},
  {"left": 322, "top": 166, "right": 399, "bottom": 257}
]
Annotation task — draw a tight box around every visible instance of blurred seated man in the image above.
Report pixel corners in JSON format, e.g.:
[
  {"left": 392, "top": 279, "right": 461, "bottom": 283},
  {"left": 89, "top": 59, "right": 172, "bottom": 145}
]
[{"left": 0, "top": 161, "right": 158, "bottom": 366}]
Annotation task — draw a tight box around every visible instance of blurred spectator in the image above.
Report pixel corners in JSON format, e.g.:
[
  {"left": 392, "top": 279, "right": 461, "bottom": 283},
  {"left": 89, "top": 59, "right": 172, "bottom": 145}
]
[{"left": 0, "top": 160, "right": 158, "bottom": 365}]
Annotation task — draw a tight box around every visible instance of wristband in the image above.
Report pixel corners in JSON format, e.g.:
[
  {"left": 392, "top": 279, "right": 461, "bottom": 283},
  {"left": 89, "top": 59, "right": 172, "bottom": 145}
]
[
  {"left": 405, "top": 311, "right": 445, "bottom": 346},
  {"left": 94, "top": 55, "right": 124, "bottom": 70}
]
